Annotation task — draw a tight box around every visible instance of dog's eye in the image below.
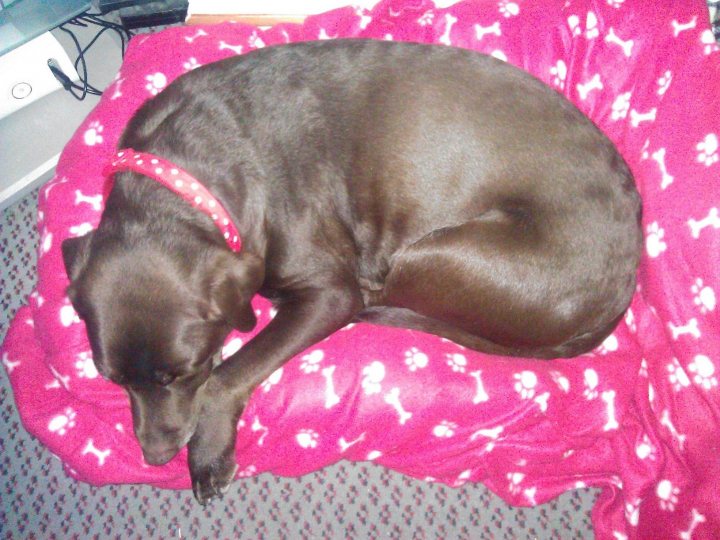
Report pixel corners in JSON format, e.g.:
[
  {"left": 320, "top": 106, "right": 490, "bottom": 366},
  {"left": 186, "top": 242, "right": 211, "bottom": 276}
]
[{"left": 153, "top": 370, "right": 177, "bottom": 386}]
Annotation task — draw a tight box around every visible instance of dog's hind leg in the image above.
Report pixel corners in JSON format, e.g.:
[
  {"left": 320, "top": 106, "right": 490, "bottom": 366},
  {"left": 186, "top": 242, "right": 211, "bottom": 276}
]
[{"left": 366, "top": 214, "right": 609, "bottom": 359}]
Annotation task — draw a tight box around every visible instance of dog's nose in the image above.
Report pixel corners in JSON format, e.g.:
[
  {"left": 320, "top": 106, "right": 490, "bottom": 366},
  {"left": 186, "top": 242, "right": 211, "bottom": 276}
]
[{"left": 142, "top": 444, "right": 181, "bottom": 466}]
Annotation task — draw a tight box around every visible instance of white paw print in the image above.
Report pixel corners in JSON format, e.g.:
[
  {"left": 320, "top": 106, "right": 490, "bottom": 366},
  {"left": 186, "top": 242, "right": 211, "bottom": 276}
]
[
  {"left": 667, "top": 358, "right": 691, "bottom": 392},
  {"left": 550, "top": 60, "right": 567, "bottom": 89},
  {"left": 296, "top": 429, "right": 319, "bottom": 449},
  {"left": 222, "top": 337, "right": 243, "bottom": 359},
  {"left": 624, "top": 308, "right": 637, "bottom": 334},
  {"left": 75, "top": 352, "right": 98, "bottom": 379},
  {"left": 300, "top": 349, "right": 324, "bottom": 374},
  {"left": 656, "top": 479, "right": 680, "bottom": 511},
  {"left": 446, "top": 353, "right": 467, "bottom": 373},
  {"left": 404, "top": 347, "right": 429, "bottom": 372},
  {"left": 625, "top": 498, "right": 641, "bottom": 527},
  {"left": 657, "top": 70, "right": 672, "bottom": 95},
  {"left": 702, "top": 29, "right": 719, "bottom": 55},
  {"left": 83, "top": 121, "right": 104, "bottom": 146},
  {"left": 688, "top": 355, "right": 718, "bottom": 390},
  {"left": 433, "top": 420, "right": 458, "bottom": 438},
  {"left": 248, "top": 31, "right": 266, "bottom": 49},
  {"left": 145, "top": 72, "right": 167, "bottom": 95},
  {"left": 260, "top": 367, "right": 283, "bottom": 392},
  {"left": 418, "top": 10, "right": 434, "bottom": 26},
  {"left": 513, "top": 370, "right": 537, "bottom": 400},
  {"left": 596, "top": 333, "right": 619, "bottom": 355},
  {"left": 550, "top": 371, "right": 570, "bottom": 393},
  {"left": 48, "top": 408, "right": 77, "bottom": 436},
  {"left": 498, "top": 0, "right": 519, "bottom": 17},
  {"left": 645, "top": 222, "right": 667, "bottom": 258},
  {"left": 507, "top": 472, "right": 525, "bottom": 495},
  {"left": 585, "top": 12, "right": 599, "bottom": 39},
  {"left": 361, "top": 361, "right": 385, "bottom": 395},
  {"left": 611, "top": 92, "right": 631, "bottom": 120},
  {"left": 59, "top": 304, "right": 80, "bottom": 327},
  {"left": 691, "top": 278, "right": 716, "bottom": 313},
  {"left": 583, "top": 368, "right": 599, "bottom": 399},
  {"left": 567, "top": 15, "right": 582, "bottom": 37},
  {"left": 635, "top": 434, "right": 658, "bottom": 461},
  {"left": 697, "top": 134, "right": 719, "bottom": 166},
  {"left": 183, "top": 57, "right": 201, "bottom": 71}
]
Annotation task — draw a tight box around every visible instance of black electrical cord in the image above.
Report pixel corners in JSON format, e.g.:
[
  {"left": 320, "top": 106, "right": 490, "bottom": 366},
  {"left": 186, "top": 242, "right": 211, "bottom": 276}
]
[{"left": 52, "top": 12, "right": 134, "bottom": 101}]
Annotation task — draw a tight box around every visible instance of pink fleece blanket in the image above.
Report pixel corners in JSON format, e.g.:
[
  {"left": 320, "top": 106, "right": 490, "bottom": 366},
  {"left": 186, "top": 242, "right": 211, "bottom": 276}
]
[{"left": 2, "top": 0, "right": 719, "bottom": 537}]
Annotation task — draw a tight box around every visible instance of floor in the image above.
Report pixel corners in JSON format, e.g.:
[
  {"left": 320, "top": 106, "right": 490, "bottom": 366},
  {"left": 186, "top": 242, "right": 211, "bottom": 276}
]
[{"left": 0, "top": 189, "right": 599, "bottom": 538}]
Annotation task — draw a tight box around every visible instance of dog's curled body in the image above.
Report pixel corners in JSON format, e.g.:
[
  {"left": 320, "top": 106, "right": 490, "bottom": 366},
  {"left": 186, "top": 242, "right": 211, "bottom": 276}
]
[{"left": 62, "top": 40, "right": 642, "bottom": 503}]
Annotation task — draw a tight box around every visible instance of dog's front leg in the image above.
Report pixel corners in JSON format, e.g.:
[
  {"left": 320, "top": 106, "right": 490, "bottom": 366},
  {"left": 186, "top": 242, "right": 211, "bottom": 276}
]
[{"left": 188, "top": 283, "right": 362, "bottom": 504}]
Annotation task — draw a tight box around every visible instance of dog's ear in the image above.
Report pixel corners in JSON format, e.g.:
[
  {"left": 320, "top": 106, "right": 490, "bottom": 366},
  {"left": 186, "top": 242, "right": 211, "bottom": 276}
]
[
  {"left": 61, "top": 232, "right": 95, "bottom": 282},
  {"left": 208, "top": 251, "right": 265, "bottom": 332}
]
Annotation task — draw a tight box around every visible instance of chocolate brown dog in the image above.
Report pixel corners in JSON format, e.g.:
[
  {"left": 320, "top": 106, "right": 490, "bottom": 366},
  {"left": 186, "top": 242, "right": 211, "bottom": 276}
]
[{"left": 61, "top": 40, "right": 642, "bottom": 504}]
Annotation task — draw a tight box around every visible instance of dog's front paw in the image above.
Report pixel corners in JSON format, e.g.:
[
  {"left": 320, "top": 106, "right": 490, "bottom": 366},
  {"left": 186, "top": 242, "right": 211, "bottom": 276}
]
[{"left": 189, "top": 449, "right": 239, "bottom": 505}]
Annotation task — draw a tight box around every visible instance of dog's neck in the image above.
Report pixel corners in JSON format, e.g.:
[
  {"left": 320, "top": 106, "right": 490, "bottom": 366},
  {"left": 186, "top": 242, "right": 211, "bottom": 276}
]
[{"left": 106, "top": 150, "right": 243, "bottom": 253}]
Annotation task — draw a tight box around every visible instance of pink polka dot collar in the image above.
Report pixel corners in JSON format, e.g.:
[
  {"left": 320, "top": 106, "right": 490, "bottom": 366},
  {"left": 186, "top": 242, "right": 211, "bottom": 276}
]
[{"left": 105, "top": 149, "right": 242, "bottom": 252}]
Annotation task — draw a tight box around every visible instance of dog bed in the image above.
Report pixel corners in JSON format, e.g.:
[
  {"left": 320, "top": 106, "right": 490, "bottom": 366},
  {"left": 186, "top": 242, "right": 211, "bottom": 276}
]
[{"left": 2, "top": 0, "right": 719, "bottom": 537}]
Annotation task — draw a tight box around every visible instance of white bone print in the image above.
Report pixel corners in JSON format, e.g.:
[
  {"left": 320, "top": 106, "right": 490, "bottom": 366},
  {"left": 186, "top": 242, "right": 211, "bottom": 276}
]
[
  {"left": 355, "top": 6, "right": 373, "bottom": 29},
  {"left": 110, "top": 77, "right": 124, "bottom": 100},
  {"left": 469, "top": 370, "right": 489, "bottom": 403},
  {"left": 82, "top": 439, "right": 111, "bottom": 465},
  {"left": 657, "top": 70, "right": 672, "bottom": 95},
  {"left": 688, "top": 355, "right": 718, "bottom": 390},
  {"left": 470, "top": 425, "right": 504, "bottom": 442},
  {"left": 222, "top": 337, "right": 243, "bottom": 359},
  {"left": 602, "top": 390, "right": 619, "bottom": 431},
  {"left": 668, "top": 318, "right": 701, "bottom": 340},
  {"left": 692, "top": 279, "right": 716, "bottom": 313},
  {"left": 645, "top": 222, "right": 667, "bottom": 257},
  {"left": 184, "top": 29, "right": 207, "bottom": 43},
  {"left": 46, "top": 365, "right": 70, "bottom": 390},
  {"left": 361, "top": 361, "right": 385, "bottom": 395},
  {"left": 656, "top": 479, "right": 680, "bottom": 511},
  {"left": 384, "top": 387, "right": 412, "bottom": 425},
  {"left": 439, "top": 14, "right": 458, "bottom": 45},
  {"left": 2, "top": 352, "right": 21, "bottom": 374},
  {"left": 660, "top": 409, "right": 686, "bottom": 450},
  {"left": 321, "top": 366, "right": 340, "bottom": 409},
  {"left": 679, "top": 509, "right": 707, "bottom": 540},
  {"left": 604, "top": 28, "right": 633, "bottom": 57},
  {"left": 576, "top": 74, "right": 603, "bottom": 100},
  {"left": 550, "top": 371, "right": 570, "bottom": 393},
  {"left": 606, "top": 0, "right": 625, "bottom": 7},
  {"left": 688, "top": 208, "right": 720, "bottom": 239},
  {"left": 630, "top": 108, "right": 657, "bottom": 127},
  {"left": 219, "top": 41, "right": 243, "bottom": 54},
  {"left": 671, "top": 16, "right": 697, "bottom": 37},
  {"left": 696, "top": 134, "right": 719, "bottom": 166},
  {"left": 74, "top": 190, "right": 103, "bottom": 211},
  {"left": 70, "top": 223, "right": 94, "bottom": 237},
  {"left": 474, "top": 21, "right": 501, "bottom": 40},
  {"left": 651, "top": 149, "right": 674, "bottom": 190},
  {"left": 338, "top": 433, "right": 366, "bottom": 453}
]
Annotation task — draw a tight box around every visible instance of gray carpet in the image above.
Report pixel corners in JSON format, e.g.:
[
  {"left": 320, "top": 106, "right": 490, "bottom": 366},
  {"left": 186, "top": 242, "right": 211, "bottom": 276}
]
[{"left": 1, "top": 193, "right": 598, "bottom": 538}]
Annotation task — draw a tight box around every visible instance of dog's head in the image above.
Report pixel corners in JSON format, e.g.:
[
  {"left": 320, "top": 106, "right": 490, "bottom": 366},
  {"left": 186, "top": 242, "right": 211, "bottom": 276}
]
[{"left": 61, "top": 231, "right": 264, "bottom": 465}]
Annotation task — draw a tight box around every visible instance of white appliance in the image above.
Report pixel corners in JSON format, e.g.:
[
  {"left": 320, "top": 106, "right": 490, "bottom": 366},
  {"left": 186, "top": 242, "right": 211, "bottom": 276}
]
[{"left": 0, "top": 31, "right": 79, "bottom": 120}]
